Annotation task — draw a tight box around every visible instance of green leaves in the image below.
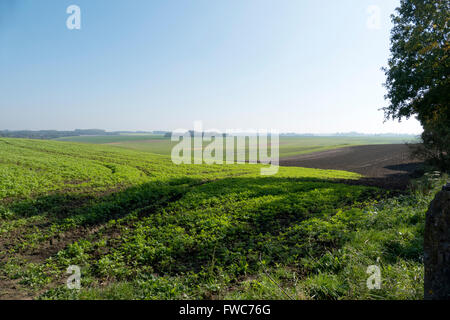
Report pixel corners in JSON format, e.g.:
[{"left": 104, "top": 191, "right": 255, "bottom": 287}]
[{"left": 384, "top": 0, "right": 450, "bottom": 170}]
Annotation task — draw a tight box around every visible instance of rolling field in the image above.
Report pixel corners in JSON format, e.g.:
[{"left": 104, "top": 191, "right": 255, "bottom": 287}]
[
  {"left": 54, "top": 134, "right": 169, "bottom": 144},
  {"left": 54, "top": 134, "right": 418, "bottom": 159},
  {"left": 0, "top": 138, "right": 441, "bottom": 300}
]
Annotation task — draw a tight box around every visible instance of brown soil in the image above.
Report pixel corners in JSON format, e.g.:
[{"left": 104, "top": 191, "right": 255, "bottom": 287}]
[
  {"left": 280, "top": 144, "right": 424, "bottom": 190},
  {"left": 0, "top": 222, "right": 121, "bottom": 300}
]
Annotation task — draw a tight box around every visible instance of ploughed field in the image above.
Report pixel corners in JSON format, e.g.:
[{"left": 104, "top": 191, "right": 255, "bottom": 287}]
[
  {"left": 0, "top": 138, "right": 438, "bottom": 300},
  {"left": 280, "top": 144, "right": 423, "bottom": 190}
]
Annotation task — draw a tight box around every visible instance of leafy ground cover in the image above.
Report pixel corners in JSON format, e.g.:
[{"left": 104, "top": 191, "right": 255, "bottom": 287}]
[{"left": 0, "top": 138, "right": 442, "bottom": 300}]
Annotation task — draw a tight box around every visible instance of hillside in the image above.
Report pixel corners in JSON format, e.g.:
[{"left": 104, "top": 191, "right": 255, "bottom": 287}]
[
  {"left": 53, "top": 134, "right": 418, "bottom": 159},
  {"left": 0, "top": 138, "right": 438, "bottom": 299}
]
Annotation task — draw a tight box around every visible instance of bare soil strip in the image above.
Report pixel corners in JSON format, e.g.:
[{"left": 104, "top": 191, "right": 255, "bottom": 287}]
[{"left": 280, "top": 144, "right": 423, "bottom": 190}]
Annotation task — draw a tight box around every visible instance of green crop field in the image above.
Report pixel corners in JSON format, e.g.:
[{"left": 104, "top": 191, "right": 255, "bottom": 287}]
[
  {"left": 0, "top": 138, "right": 440, "bottom": 300},
  {"left": 54, "top": 134, "right": 418, "bottom": 159},
  {"left": 54, "top": 134, "right": 168, "bottom": 144}
]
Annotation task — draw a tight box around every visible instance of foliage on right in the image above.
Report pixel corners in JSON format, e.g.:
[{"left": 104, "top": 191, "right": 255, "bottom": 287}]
[{"left": 383, "top": 0, "right": 449, "bottom": 171}]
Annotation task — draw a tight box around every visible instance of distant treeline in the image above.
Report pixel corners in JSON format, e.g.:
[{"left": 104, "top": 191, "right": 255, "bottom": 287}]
[
  {"left": 0, "top": 129, "right": 118, "bottom": 139},
  {"left": 280, "top": 132, "right": 419, "bottom": 137},
  {"left": 0, "top": 129, "right": 418, "bottom": 140},
  {"left": 165, "top": 131, "right": 419, "bottom": 138},
  {"left": 0, "top": 129, "right": 173, "bottom": 140}
]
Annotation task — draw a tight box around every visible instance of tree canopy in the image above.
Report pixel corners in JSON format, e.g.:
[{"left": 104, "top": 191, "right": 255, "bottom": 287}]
[{"left": 383, "top": 0, "right": 449, "bottom": 170}]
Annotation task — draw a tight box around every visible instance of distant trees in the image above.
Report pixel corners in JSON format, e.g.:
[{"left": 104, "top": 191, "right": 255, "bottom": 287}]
[
  {"left": 383, "top": 0, "right": 449, "bottom": 171},
  {"left": 0, "top": 130, "right": 171, "bottom": 140},
  {"left": 0, "top": 129, "right": 114, "bottom": 139}
]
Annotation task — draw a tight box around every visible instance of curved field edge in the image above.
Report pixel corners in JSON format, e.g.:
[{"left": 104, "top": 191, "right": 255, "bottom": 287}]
[
  {"left": 0, "top": 138, "right": 360, "bottom": 200},
  {"left": 52, "top": 134, "right": 418, "bottom": 159},
  {"left": 0, "top": 138, "right": 440, "bottom": 300}
]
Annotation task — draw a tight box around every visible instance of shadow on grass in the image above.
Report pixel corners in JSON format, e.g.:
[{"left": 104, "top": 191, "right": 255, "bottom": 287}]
[
  {"left": 6, "top": 177, "right": 204, "bottom": 224},
  {"left": 2, "top": 175, "right": 401, "bottom": 298},
  {"left": 5, "top": 175, "right": 387, "bottom": 226},
  {"left": 9, "top": 175, "right": 380, "bottom": 275}
]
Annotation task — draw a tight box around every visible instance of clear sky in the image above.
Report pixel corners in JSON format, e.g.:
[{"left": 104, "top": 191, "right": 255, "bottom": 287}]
[{"left": 0, "top": 0, "right": 423, "bottom": 134}]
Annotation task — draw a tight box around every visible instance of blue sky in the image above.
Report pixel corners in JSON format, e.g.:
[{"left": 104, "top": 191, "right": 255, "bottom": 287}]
[{"left": 0, "top": 0, "right": 422, "bottom": 133}]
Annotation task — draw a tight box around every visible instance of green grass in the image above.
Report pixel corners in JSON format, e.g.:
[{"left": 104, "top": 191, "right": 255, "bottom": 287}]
[
  {"left": 52, "top": 134, "right": 418, "bottom": 158},
  {"left": 54, "top": 134, "right": 167, "bottom": 144},
  {"left": 277, "top": 136, "right": 418, "bottom": 157},
  {"left": 0, "top": 137, "right": 439, "bottom": 300}
]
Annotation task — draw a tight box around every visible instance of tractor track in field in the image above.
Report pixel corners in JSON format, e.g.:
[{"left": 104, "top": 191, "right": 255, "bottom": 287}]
[
  {"left": 0, "top": 176, "right": 232, "bottom": 300},
  {"left": 280, "top": 144, "right": 424, "bottom": 190}
]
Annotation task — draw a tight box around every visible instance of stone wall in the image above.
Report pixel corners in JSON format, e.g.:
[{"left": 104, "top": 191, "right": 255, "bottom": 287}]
[{"left": 424, "top": 183, "right": 450, "bottom": 300}]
